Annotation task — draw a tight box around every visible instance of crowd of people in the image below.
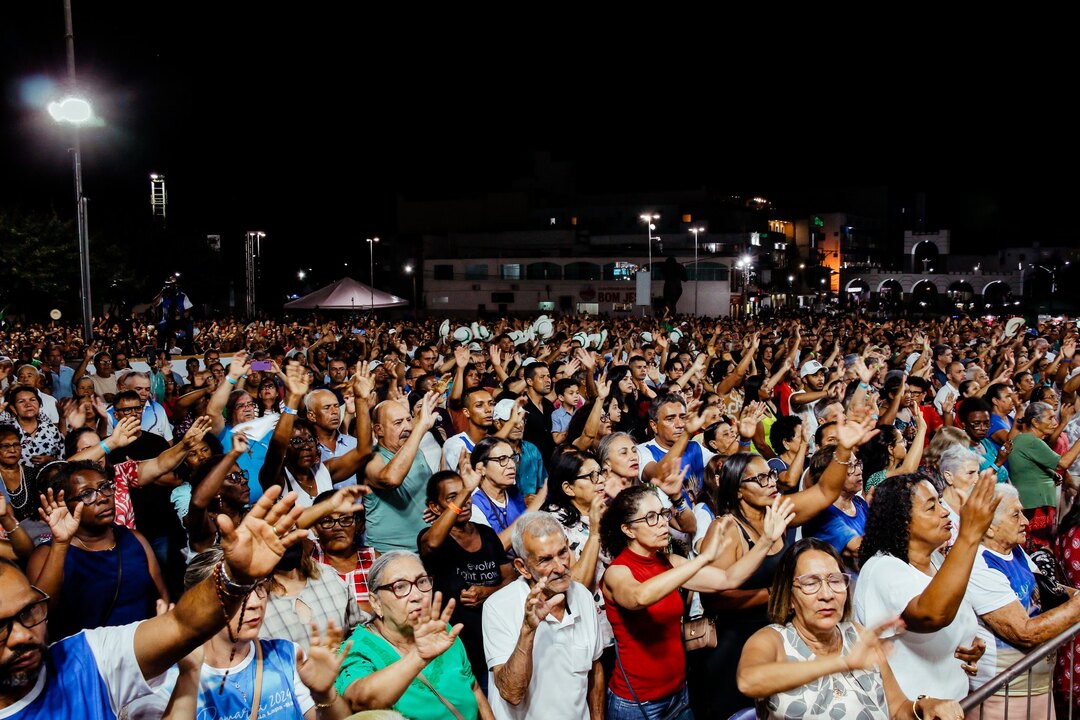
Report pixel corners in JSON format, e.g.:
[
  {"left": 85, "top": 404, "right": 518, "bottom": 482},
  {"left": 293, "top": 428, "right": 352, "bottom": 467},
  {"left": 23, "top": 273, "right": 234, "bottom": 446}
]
[{"left": 2, "top": 308, "right": 1080, "bottom": 719}]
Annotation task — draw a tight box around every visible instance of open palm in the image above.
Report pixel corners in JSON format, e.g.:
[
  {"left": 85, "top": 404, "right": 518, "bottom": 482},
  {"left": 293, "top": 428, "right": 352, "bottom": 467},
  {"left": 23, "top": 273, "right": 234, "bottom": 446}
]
[
  {"left": 38, "top": 489, "right": 82, "bottom": 543},
  {"left": 217, "top": 486, "right": 306, "bottom": 583}
]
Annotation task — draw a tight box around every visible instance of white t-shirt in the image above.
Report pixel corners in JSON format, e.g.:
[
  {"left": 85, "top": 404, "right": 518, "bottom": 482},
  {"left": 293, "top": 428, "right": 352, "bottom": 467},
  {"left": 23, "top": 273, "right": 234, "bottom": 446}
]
[
  {"left": 483, "top": 577, "right": 603, "bottom": 720},
  {"left": 282, "top": 463, "right": 333, "bottom": 509},
  {"left": 442, "top": 431, "right": 480, "bottom": 471},
  {"left": 854, "top": 553, "right": 979, "bottom": 700}
]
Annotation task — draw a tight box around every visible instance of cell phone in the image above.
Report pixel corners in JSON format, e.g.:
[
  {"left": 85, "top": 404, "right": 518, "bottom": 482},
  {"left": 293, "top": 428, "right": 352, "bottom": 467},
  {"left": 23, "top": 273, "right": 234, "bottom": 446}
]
[{"left": 251, "top": 361, "right": 272, "bottom": 372}]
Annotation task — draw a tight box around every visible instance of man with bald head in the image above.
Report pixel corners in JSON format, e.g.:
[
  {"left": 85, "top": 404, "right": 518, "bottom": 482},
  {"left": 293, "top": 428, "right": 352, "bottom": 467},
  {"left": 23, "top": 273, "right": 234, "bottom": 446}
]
[
  {"left": 305, "top": 388, "right": 358, "bottom": 488},
  {"left": 362, "top": 393, "right": 439, "bottom": 552}
]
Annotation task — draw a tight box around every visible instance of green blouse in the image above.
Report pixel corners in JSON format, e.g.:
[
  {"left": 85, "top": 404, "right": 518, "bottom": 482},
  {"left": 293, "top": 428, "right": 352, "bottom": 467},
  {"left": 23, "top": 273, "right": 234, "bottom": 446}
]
[{"left": 335, "top": 623, "right": 479, "bottom": 720}]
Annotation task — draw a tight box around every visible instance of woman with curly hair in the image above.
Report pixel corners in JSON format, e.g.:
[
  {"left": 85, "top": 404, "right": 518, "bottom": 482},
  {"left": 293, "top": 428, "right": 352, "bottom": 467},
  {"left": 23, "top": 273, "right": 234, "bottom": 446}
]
[{"left": 853, "top": 471, "right": 999, "bottom": 701}]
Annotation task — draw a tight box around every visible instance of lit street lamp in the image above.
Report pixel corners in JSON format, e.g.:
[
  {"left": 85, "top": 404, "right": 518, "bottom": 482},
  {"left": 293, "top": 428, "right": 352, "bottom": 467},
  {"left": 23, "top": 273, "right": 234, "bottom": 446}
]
[
  {"left": 404, "top": 263, "right": 418, "bottom": 312},
  {"left": 366, "top": 237, "right": 380, "bottom": 313},
  {"left": 50, "top": 2, "right": 95, "bottom": 342},
  {"left": 689, "top": 227, "right": 704, "bottom": 315},
  {"left": 639, "top": 213, "right": 660, "bottom": 314}
]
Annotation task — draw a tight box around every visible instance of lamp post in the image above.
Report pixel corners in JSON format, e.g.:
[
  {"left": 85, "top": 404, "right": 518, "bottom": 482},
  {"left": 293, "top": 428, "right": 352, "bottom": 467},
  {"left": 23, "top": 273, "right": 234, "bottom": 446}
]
[
  {"left": 639, "top": 213, "right": 659, "bottom": 315},
  {"left": 690, "top": 226, "right": 704, "bottom": 315},
  {"left": 736, "top": 255, "right": 753, "bottom": 316},
  {"left": 404, "top": 263, "right": 418, "bottom": 313},
  {"left": 366, "top": 237, "right": 380, "bottom": 313},
  {"left": 49, "top": 0, "right": 94, "bottom": 342}
]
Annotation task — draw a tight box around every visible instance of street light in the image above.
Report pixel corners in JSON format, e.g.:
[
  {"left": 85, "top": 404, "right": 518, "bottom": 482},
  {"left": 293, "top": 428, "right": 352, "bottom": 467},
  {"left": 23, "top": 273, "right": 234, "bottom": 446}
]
[
  {"left": 297, "top": 270, "right": 306, "bottom": 280},
  {"left": 50, "top": 3, "right": 95, "bottom": 342},
  {"left": 404, "top": 263, "right": 418, "bottom": 313},
  {"left": 366, "top": 237, "right": 380, "bottom": 313},
  {"left": 689, "top": 227, "right": 704, "bottom": 315},
  {"left": 639, "top": 214, "right": 660, "bottom": 315}
]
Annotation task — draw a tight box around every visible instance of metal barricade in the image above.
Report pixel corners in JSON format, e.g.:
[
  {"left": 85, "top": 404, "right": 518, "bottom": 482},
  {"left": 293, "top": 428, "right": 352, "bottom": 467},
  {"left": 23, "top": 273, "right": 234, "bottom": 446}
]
[{"left": 961, "top": 620, "right": 1080, "bottom": 720}]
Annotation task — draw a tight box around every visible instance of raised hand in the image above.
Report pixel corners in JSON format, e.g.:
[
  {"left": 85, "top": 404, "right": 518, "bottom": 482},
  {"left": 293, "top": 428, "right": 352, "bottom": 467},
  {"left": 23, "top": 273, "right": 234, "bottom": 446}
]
[
  {"left": 217, "top": 485, "right": 306, "bottom": 584},
  {"left": 351, "top": 360, "right": 374, "bottom": 404},
  {"left": 322, "top": 485, "right": 370, "bottom": 516},
  {"left": 110, "top": 416, "right": 142, "bottom": 448},
  {"left": 457, "top": 448, "right": 483, "bottom": 493},
  {"left": 227, "top": 350, "right": 251, "bottom": 381},
  {"left": 63, "top": 399, "right": 87, "bottom": 430},
  {"left": 283, "top": 362, "right": 310, "bottom": 399},
  {"left": 588, "top": 491, "right": 607, "bottom": 528},
  {"left": 574, "top": 347, "right": 596, "bottom": 371},
  {"left": 181, "top": 415, "right": 213, "bottom": 449},
  {"left": 230, "top": 430, "right": 251, "bottom": 455},
  {"left": 296, "top": 619, "right": 352, "bottom": 696},
  {"left": 738, "top": 402, "right": 765, "bottom": 439},
  {"left": 523, "top": 577, "right": 564, "bottom": 630},
  {"left": 453, "top": 345, "right": 469, "bottom": 369},
  {"left": 656, "top": 464, "right": 689, "bottom": 500},
  {"left": 843, "top": 618, "right": 901, "bottom": 672},
  {"left": 413, "top": 591, "right": 463, "bottom": 661},
  {"left": 38, "top": 489, "right": 82, "bottom": 544},
  {"left": 489, "top": 345, "right": 503, "bottom": 368},
  {"left": 958, "top": 469, "right": 1003, "bottom": 544},
  {"left": 762, "top": 496, "right": 796, "bottom": 542},
  {"left": 835, "top": 414, "right": 880, "bottom": 451},
  {"left": 415, "top": 391, "right": 440, "bottom": 432}
]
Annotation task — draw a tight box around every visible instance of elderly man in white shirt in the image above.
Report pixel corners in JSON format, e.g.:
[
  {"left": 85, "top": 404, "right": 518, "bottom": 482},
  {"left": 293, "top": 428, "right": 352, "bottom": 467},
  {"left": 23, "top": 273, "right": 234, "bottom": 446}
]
[{"left": 483, "top": 511, "right": 604, "bottom": 720}]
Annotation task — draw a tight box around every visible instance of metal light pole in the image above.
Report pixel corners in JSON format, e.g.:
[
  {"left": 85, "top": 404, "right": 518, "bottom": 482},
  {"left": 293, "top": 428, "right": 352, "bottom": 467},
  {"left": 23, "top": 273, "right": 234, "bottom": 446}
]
[
  {"left": 366, "top": 237, "right": 380, "bottom": 313},
  {"left": 404, "top": 263, "right": 418, "bottom": 313},
  {"left": 690, "top": 227, "right": 704, "bottom": 315},
  {"left": 50, "top": 0, "right": 93, "bottom": 342},
  {"left": 639, "top": 213, "right": 659, "bottom": 315}
]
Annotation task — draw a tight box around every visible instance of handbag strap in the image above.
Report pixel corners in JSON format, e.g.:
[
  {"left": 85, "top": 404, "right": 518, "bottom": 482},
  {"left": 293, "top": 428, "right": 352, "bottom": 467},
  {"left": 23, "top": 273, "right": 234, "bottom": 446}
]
[
  {"left": 612, "top": 638, "right": 650, "bottom": 720},
  {"left": 417, "top": 672, "right": 466, "bottom": 720},
  {"left": 249, "top": 641, "right": 263, "bottom": 720}
]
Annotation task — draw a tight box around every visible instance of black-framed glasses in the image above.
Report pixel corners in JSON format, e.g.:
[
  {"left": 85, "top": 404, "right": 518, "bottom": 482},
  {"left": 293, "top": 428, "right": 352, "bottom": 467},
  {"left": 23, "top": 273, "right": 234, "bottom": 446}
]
[
  {"left": 0, "top": 442, "right": 21, "bottom": 451},
  {"left": 114, "top": 406, "right": 142, "bottom": 417},
  {"left": 70, "top": 480, "right": 116, "bottom": 505},
  {"left": 485, "top": 453, "right": 520, "bottom": 468},
  {"left": 741, "top": 469, "right": 780, "bottom": 488},
  {"left": 576, "top": 470, "right": 603, "bottom": 485},
  {"left": 626, "top": 508, "right": 673, "bottom": 527},
  {"left": 316, "top": 515, "right": 357, "bottom": 530},
  {"left": 224, "top": 469, "right": 249, "bottom": 485},
  {"left": 0, "top": 587, "right": 49, "bottom": 644},
  {"left": 793, "top": 572, "right": 851, "bottom": 595},
  {"left": 375, "top": 575, "right": 434, "bottom": 599},
  {"left": 251, "top": 578, "right": 273, "bottom": 600},
  {"left": 600, "top": 413, "right": 611, "bottom": 423},
  {"left": 289, "top": 436, "right": 317, "bottom": 448}
]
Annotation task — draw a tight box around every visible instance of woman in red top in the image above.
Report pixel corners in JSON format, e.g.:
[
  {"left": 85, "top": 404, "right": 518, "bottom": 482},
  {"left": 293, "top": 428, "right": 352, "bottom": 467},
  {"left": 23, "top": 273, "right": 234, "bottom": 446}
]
[{"left": 600, "top": 483, "right": 793, "bottom": 720}]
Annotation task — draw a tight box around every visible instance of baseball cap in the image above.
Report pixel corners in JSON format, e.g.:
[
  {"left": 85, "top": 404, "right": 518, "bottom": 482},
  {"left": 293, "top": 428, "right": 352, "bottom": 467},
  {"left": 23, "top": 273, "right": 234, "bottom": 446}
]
[
  {"left": 368, "top": 360, "right": 383, "bottom": 371},
  {"left": 799, "top": 360, "right": 825, "bottom": 378}
]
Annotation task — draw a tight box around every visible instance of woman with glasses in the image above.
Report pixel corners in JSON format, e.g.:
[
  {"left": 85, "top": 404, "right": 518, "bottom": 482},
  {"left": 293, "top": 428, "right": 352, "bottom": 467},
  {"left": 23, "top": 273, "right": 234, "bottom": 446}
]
[
  {"left": 736, "top": 539, "right": 963, "bottom": 720},
  {"left": 124, "top": 547, "right": 353, "bottom": 719},
  {"left": 418, "top": 460, "right": 513, "bottom": 692},
  {"left": 854, "top": 472, "right": 998, "bottom": 703},
  {"left": 336, "top": 550, "right": 494, "bottom": 719},
  {"left": 311, "top": 488, "right": 380, "bottom": 614},
  {"left": 26, "top": 459, "right": 168, "bottom": 639},
  {"left": 802, "top": 445, "right": 868, "bottom": 572},
  {"left": 469, "top": 437, "right": 546, "bottom": 551},
  {"left": 690, "top": 414, "right": 878, "bottom": 719},
  {"left": 600, "top": 483, "right": 794, "bottom": 720}
]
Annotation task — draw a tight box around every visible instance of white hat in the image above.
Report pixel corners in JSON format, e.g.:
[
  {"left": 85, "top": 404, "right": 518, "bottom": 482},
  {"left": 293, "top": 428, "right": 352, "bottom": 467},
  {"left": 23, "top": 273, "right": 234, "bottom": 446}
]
[
  {"left": 467, "top": 342, "right": 483, "bottom": 353},
  {"left": 493, "top": 398, "right": 518, "bottom": 422},
  {"left": 800, "top": 360, "right": 825, "bottom": 377},
  {"left": 368, "top": 360, "right": 383, "bottom": 371},
  {"left": 521, "top": 357, "right": 538, "bottom": 367}
]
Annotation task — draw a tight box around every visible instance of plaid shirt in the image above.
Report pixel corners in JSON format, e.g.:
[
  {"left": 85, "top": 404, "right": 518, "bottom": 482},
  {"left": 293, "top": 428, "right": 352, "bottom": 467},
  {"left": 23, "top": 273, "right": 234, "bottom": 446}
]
[
  {"left": 311, "top": 542, "right": 376, "bottom": 605},
  {"left": 259, "top": 570, "right": 361, "bottom": 650}
]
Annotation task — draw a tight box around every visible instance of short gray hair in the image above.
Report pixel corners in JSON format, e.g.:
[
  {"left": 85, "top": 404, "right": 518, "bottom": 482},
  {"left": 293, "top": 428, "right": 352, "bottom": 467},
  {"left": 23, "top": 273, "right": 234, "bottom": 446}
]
[
  {"left": 184, "top": 547, "right": 225, "bottom": 590},
  {"left": 304, "top": 388, "right": 336, "bottom": 413},
  {"left": 1023, "top": 401, "right": 1054, "bottom": 426},
  {"left": 939, "top": 445, "right": 981, "bottom": 478},
  {"left": 598, "top": 432, "right": 634, "bottom": 469},
  {"left": 992, "top": 483, "right": 1021, "bottom": 524},
  {"left": 367, "top": 550, "right": 423, "bottom": 592},
  {"left": 510, "top": 511, "right": 567, "bottom": 560}
]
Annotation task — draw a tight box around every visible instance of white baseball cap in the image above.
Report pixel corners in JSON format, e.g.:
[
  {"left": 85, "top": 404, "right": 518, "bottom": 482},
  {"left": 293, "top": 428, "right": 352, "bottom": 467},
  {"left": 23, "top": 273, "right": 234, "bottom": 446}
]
[{"left": 799, "top": 360, "right": 825, "bottom": 378}]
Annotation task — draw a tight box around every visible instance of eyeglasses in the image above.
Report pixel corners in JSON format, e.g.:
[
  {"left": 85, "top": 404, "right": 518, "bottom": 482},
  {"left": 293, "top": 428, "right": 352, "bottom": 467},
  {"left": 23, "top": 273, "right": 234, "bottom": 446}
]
[
  {"left": 114, "top": 406, "right": 142, "bottom": 417},
  {"left": 793, "top": 572, "right": 851, "bottom": 594},
  {"left": 741, "top": 469, "right": 780, "bottom": 488},
  {"left": 375, "top": 574, "right": 434, "bottom": 599},
  {"left": 485, "top": 453, "right": 520, "bottom": 468},
  {"left": 626, "top": 508, "right": 673, "bottom": 526},
  {"left": 576, "top": 470, "right": 603, "bottom": 485},
  {"left": 251, "top": 578, "right": 272, "bottom": 600},
  {"left": 234, "top": 401, "right": 256, "bottom": 410},
  {"left": 316, "top": 515, "right": 357, "bottom": 530},
  {"left": 0, "top": 442, "right": 21, "bottom": 451},
  {"left": 70, "top": 480, "right": 116, "bottom": 505},
  {"left": 224, "top": 469, "right": 249, "bottom": 485},
  {"left": 0, "top": 587, "right": 49, "bottom": 644},
  {"left": 289, "top": 436, "right": 317, "bottom": 448},
  {"left": 846, "top": 460, "right": 864, "bottom": 476}
]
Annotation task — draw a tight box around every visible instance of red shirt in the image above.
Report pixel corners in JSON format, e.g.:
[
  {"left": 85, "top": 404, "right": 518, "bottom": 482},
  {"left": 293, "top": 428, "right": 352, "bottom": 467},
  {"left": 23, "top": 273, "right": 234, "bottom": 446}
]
[{"left": 605, "top": 548, "right": 687, "bottom": 701}]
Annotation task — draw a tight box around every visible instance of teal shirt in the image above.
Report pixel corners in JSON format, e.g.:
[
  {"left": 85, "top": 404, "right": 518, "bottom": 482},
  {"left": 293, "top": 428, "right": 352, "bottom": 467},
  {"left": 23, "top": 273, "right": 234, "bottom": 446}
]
[
  {"left": 516, "top": 440, "right": 546, "bottom": 496},
  {"left": 1009, "top": 433, "right": 1061, "bottom": 509},
  {"left": 336, "top": 624, "right": 478, "bottom": 720},
  {"left": 364, "top": 444, "right": 432, "bottom": 553}
]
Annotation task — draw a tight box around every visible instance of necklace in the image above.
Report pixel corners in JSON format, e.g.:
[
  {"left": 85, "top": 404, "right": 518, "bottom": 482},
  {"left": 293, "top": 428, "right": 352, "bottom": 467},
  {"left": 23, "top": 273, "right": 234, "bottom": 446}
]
[
  {"left": 2, "top": 466, "right": 30, "bottom": 512},
  {"left": 73, "top": 534, "right": 116, "bottom": 552}
]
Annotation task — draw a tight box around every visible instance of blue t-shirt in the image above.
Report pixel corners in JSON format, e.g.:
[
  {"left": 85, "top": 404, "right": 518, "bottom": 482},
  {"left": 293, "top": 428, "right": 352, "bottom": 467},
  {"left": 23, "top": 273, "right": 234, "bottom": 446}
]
[
  {"left": 987, "top": 414, "right": 1013, "bottom": 452},
  {"left": 516, "top": 440, "right": 547, "bottom": 496},
  {"left": 218, "top": 425, "right": 272, "bottom": 502},
  {"left": 1, "top": 623, "right": 162, "bottom": 719},
  {"left": 806, "top": 497, "right": 869, "bottom": 558}
]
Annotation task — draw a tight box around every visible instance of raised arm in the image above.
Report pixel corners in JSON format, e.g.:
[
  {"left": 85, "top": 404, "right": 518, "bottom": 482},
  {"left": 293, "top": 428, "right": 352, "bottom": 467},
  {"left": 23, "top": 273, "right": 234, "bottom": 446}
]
[
  {"left": 788, "top": 415, "right": 878, "bottom": 526},
  {"left": 418, "top": 450, "right": 481, "bottom": 555},
  {"left": 133, "top": 486, "right": 306, "bottom": 680},
  {"left": 364, "top": 393, "right": 439, "bottom": 491},
  {"left": 259, "top": 363, "right": 310, "bottom": 491},
  {"left": 139, "top": 416, "right": 213, "bottom": 485},
  {"left": 208, "top": 350, "right": 250, "bottom": 436}
]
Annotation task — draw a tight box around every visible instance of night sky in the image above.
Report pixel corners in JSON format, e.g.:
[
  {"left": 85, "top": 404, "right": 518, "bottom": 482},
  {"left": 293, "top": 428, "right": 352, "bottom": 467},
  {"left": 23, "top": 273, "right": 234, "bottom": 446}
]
[{"left": 3, "top": 3, "right": 1077, "bottom": 310}]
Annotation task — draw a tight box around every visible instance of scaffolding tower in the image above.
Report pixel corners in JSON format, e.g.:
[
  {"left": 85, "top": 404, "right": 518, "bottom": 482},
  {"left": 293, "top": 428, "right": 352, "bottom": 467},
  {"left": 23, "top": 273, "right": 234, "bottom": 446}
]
[
  {"left": 150, "top": 173, "right": 167, "bottom": 219},
  {"left": 245, "top": 231, "right": 265, "bottom": 317}
]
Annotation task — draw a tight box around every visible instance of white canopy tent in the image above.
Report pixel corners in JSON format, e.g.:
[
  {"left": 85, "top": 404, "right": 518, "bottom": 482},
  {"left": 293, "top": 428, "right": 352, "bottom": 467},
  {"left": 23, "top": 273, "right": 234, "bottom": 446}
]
[{"left": 283, "top": 277, "right": 408, "bottom": 311}]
